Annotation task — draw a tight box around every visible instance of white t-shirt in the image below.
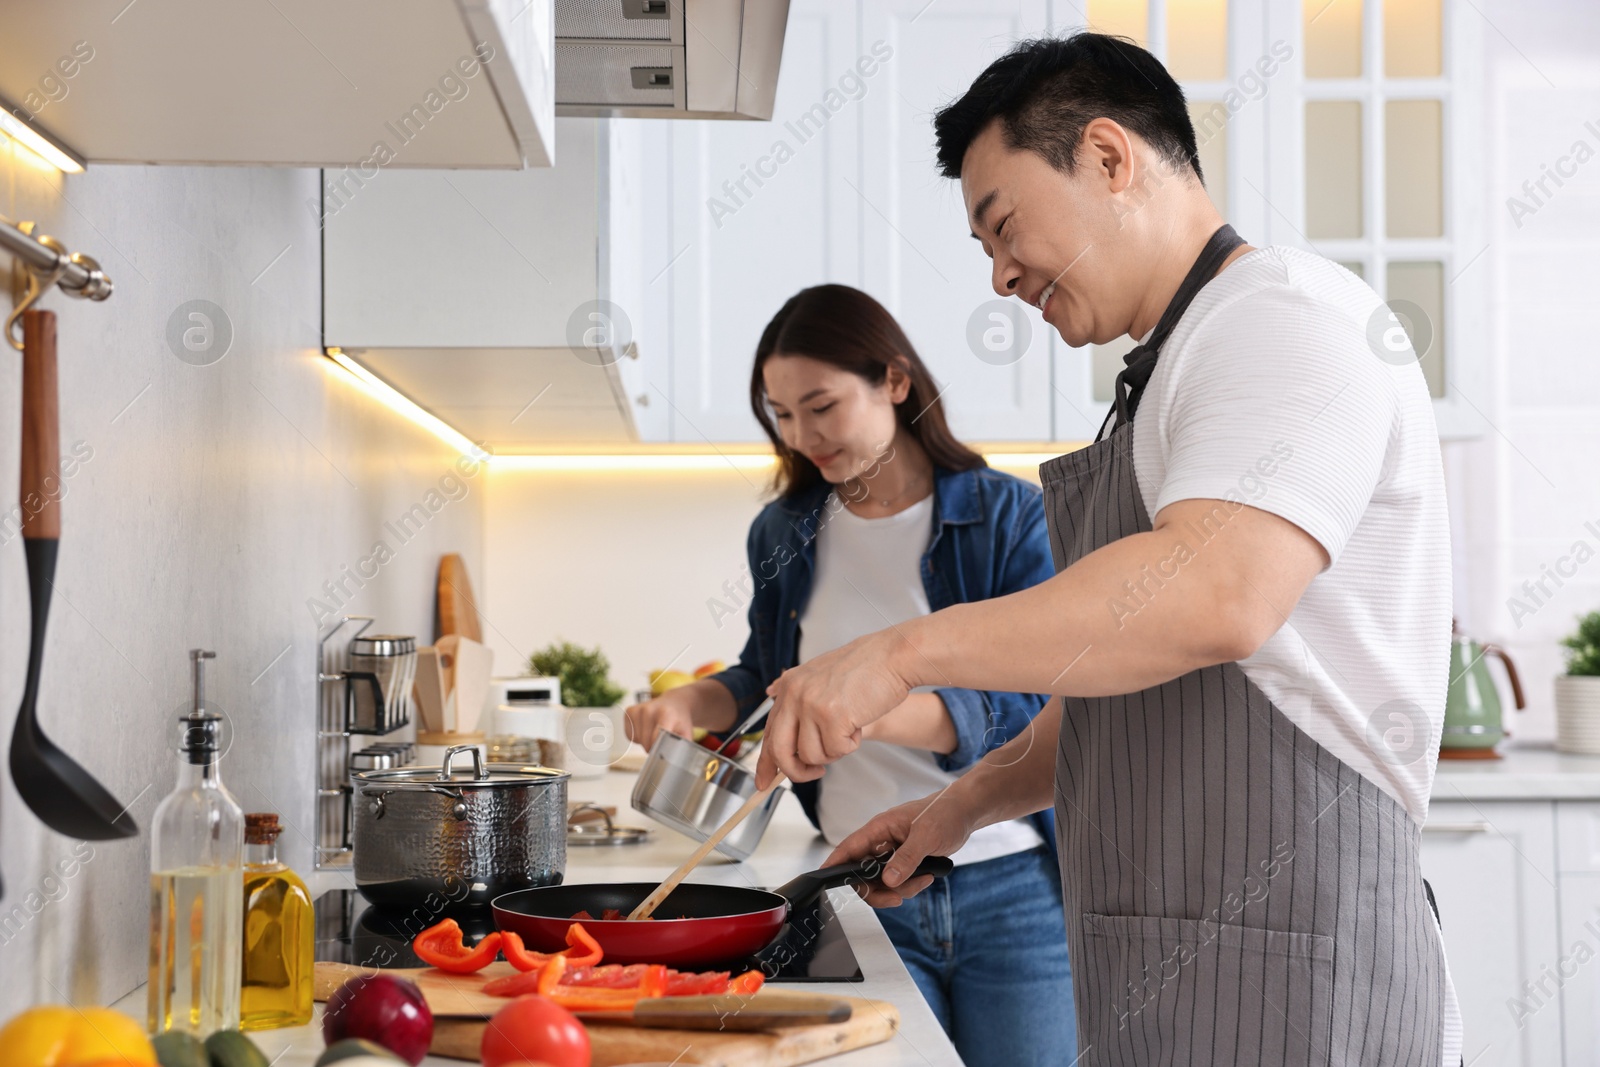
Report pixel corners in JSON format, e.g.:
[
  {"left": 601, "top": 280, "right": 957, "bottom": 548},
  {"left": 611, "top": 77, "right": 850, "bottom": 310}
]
[
  {"left": 1131, "top": 245, "right": 1459, "bottom": 1064},
  {"left": 800, "top": 493, "right": 1044, "bottom": 866}
]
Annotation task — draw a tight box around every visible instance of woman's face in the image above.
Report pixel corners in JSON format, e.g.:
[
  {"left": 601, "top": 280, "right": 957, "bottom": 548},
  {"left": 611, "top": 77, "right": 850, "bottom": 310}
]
[{"left": 762, "top": 354, "right": 909, "bottom": 484}]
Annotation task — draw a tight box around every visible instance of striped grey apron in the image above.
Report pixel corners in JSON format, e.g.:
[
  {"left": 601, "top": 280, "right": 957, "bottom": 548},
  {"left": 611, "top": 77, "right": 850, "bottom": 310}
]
[{"left": 1040, "top": 227, "right": 1446, "bottom": 1066}]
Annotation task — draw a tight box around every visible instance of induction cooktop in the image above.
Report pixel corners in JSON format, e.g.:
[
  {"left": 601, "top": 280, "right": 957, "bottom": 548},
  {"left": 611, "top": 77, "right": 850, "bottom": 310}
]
[{"left": 314, "top": 888, "right": 864, "bottom": 983}]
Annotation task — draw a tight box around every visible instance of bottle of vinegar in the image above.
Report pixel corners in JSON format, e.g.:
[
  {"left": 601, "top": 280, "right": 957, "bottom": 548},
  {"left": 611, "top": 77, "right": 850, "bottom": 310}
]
[
  {"left": 148, "top": 650, "right": 243, "bottom": 1036},
  {"left": 240, "top": 812, "right": 314, "bottom": 1030}
]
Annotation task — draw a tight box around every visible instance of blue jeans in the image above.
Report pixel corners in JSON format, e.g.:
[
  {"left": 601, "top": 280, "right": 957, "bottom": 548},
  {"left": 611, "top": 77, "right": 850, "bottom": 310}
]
[{"left": 875, "top": 846, "right": 1077, "bottom": 1067}]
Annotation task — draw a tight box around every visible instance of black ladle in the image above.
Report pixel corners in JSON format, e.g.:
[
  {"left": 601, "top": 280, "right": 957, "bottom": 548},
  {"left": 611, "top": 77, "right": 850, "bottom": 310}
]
[{"left": 9, "top": 309, "right": 137, "bottom": 841}]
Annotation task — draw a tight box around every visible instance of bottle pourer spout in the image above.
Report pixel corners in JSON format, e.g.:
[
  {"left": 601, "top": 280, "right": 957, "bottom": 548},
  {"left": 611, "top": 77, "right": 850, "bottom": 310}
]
[{"left": 189, "top": 649, "right": 216, "bottom": 719}]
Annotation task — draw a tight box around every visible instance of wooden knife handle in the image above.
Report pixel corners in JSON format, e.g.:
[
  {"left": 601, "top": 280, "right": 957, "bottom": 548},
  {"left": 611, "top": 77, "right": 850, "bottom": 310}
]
[
  {"left": 20, "top": 309, "right": 60, "bottom": 540},
  {"left": 627, "top": 994, "right": 852, "bottom": 1031}
]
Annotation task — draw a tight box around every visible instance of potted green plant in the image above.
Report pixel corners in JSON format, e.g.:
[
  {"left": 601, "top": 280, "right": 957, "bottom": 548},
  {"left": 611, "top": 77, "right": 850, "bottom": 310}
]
[
  {"left": 1555, "top": 611, "right": 1600, "bottom": 755},
  {"left": 527, "top": 642, "right": 627, "bottom": 777}
]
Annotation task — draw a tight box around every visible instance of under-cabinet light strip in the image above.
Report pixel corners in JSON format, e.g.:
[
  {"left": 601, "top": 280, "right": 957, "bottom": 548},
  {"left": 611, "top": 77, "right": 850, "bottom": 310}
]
[
  {"left": 325, "top": 349, "right": 1082, "bottom": 473},
  {"left": 0, "top": 100, "right": 85, "bottom": 173},
  {"left": 325, "top": 348, "right": 479, "bottom": 457}
]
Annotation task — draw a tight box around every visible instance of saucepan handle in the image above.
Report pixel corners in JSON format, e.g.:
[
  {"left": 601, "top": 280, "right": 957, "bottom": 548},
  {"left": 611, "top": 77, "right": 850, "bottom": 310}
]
[{"left": 775, "top": 854, "right": 955, "bottom": 912}]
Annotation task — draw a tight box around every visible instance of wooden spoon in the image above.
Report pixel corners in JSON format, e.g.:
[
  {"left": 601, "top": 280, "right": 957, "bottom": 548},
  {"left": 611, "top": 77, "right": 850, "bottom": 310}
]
[{"left": 628, "top": 770, "right": 788, "bottom": 920}]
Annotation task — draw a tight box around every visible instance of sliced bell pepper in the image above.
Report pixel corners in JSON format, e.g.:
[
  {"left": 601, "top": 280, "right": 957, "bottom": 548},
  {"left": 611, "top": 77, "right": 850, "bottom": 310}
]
[
  {"left": 729, "top": 969, "right": 765, "bottom": 995},
  {"left": 537, "top": 954, "right": 568, "bottom": 994},
  {"left": 412, "top": 918, "right": 504, "bottom": 974},
  {"left": 544, "top": 964, "right": 669, "bottom": 1012},
  {"left": 500, "top": 931, "right": 557, "bottom": 973},
  {"left": 563, "top": 922, "right": 604, "bottom": 968}
]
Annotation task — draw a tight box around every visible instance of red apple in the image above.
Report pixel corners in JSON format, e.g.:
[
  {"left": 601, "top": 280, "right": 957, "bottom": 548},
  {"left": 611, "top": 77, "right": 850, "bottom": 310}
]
[{"left": 322, "top": 974, "right": 434, "bottom": 1065}]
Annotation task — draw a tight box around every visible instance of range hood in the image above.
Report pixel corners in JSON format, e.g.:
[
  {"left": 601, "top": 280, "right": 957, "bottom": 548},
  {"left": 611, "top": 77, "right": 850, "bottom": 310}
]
[{"left": 555, "top": 0, "right": 787, "bottom": 120}]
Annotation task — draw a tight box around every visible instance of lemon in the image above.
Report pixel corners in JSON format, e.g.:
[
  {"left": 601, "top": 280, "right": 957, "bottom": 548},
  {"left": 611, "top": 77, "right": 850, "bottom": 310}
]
[
  {"left": 0, "top": 1006, "right": 75, "bottom": 1067},
  {"left": 57, "top": 1009, "right": 155, "bottom": 1066}
]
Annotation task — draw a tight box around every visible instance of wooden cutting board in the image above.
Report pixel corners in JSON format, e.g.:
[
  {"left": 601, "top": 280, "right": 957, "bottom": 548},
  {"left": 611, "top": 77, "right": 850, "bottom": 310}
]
[
  {"left": 437, "top": 553, "right": 483, "bottom": 643},
  {"left": 314, "top": 962, "right": 898, "bottom": 1066}
]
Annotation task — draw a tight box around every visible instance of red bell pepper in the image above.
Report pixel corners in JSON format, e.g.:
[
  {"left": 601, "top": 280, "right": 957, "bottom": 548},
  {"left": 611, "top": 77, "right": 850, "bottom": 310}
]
[
  {"left": 411, "top": 918, "right": 504, "bottom": 974},
  {"left": 538, "top": 953, "right": 568, "bottom": 994},
  {"left": 545, "top": 963, "right": 668, "bottom": 1011},
  {"left": 500, "top": 931, "right": 558, "bottom": 973},
  {"left": 729, "top": 969, "right": 765, "bottom": 995},
  {"left": 562, "top": 922, "right": 603, "bottom": 968}
]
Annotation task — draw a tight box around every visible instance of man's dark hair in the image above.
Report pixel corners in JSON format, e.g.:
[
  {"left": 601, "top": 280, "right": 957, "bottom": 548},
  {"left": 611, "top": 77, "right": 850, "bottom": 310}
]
[{"left": 933, "top": 33, "right": 1202, "bottom": 184}]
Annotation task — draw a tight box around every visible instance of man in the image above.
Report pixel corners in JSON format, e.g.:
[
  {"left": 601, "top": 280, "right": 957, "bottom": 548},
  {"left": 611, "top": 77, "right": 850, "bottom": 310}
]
[{"left": 755, "top": 33, "right": 1459, "bottom": 1066}]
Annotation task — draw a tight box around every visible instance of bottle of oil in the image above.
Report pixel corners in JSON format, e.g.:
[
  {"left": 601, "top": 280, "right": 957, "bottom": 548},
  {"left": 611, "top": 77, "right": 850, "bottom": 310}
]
[
  {"left": 148, "top": 650, "right": 243, "bottom": 1036},
  {"left": 240, "top": 812, "right": 313, "bottom": 1030}
]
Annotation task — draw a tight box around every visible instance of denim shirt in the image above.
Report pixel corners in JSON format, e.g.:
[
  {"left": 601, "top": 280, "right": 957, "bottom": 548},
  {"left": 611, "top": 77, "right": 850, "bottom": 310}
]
[{"left": 707, "top": 464, "right": 1058, "bottom": 851}]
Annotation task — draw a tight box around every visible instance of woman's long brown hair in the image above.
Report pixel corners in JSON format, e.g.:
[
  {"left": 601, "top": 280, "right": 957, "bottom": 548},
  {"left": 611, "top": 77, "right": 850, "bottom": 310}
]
[{"left": 750, "top": 284, "right": 985, "bottom": 500}]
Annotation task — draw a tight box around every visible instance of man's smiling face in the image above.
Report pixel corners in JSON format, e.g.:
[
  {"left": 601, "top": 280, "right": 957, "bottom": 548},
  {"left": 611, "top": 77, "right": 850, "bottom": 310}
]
[{"left": 961, "top": 118, "right": 1155, "bottom": 349}]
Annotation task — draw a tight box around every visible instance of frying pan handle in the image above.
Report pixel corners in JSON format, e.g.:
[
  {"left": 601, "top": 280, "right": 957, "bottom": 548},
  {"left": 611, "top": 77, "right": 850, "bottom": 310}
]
[{"left": 774, "top": 854, "right": 955, "bottom": 912}]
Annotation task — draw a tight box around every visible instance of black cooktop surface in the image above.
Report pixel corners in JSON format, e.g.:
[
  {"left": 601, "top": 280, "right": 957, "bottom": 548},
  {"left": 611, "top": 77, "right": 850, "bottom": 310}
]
[{"left": 315, "top": 888, "right": 864, "bottom": 983}]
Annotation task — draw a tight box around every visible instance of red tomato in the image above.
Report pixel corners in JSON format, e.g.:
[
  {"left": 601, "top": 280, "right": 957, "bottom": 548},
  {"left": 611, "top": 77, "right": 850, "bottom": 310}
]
[
  {"left": 481, "top": 995, "right": 591, "bottom": 1067},
  {"left": 663, "top": 970, "right": 730, "bottom": 996}
]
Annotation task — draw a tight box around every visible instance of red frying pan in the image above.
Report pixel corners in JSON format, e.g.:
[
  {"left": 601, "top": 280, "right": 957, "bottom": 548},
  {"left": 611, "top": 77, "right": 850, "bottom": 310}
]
[{"left": 492, "top": 855, "right": 953, "bottom": 968}]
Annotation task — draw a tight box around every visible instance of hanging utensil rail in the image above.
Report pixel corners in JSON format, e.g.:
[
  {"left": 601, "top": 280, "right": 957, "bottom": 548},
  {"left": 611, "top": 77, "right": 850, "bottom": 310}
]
[
  {"left": 1, "top": 217, "right": 113, "bottom": 301},
  {"left": 3, "top": 216, "right": 113, "bottom": 351}
]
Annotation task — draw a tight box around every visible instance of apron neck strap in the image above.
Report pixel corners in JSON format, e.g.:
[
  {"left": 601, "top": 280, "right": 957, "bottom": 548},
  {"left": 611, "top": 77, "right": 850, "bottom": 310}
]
[{"left": 1099, "top": 224, "right": 1247, "bottom": 440}]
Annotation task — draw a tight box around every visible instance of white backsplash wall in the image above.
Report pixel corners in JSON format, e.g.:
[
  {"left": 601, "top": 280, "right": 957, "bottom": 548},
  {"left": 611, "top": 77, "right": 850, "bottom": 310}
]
[
  {"left": 481, "top": 461, "right": 1048, "bottom": 705},
  {"left": 0, "top": 146, "right": 484, "bottom": 1012},
  {"left": 482, "top": 466, "right": 771, "bottom": 703},
  {"left": 1445, "top": 0, "right": 1600, "bottom": 743}
]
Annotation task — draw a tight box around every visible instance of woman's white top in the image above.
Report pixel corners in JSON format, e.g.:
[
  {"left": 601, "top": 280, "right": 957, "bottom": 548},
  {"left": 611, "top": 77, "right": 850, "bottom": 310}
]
[{"left": 800, "top": 492, "right": 1044, "bottom": 866}]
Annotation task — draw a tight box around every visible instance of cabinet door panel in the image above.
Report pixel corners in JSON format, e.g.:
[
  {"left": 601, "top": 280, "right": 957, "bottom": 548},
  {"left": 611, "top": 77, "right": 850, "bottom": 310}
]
[
  {"left": 1558, "top": 873, "right": 1600, "bottom": 1067},
  {"left": 664, "top": 0, "right": 861, "bottom": 442},
  {"left": 859, "top": 0, "right": 1054, "bottom": 442},
  {"left": 1421, "top": 800, "right": 1563, "bottom": 1067}
]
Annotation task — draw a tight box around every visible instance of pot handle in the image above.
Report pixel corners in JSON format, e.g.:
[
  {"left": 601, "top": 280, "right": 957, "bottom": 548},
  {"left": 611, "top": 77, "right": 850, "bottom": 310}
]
[
  {"left": 439, "top": 744, "right": 487, "bottom": 781},
  {"left": 774, "top": 854, "right": 954, "bottom": 913},
  {"left": 1482, "top": 643, "right": 1527, "bottom": 710}
]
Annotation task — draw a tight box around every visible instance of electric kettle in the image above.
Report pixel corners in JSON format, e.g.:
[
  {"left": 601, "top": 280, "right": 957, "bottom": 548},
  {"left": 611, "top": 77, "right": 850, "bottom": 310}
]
[{"left": 1442, "top": 621, "right": 1526, "bottom": 759}]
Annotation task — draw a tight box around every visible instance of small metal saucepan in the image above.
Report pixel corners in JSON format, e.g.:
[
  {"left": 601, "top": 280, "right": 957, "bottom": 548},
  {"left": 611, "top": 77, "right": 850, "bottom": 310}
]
[
  {"left": 632, "top": 725, "right": 782, "bottom": 861},
  {"left": 491, "top": 855, "right": 954, "bottom": 968},
  {"left": 351, "top": 744, "right": 568, "bottom": 908}
]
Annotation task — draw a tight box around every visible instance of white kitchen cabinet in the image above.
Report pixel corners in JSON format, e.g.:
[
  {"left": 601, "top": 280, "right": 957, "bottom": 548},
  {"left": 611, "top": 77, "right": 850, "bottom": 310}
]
[
  {"left": 323, "top": 118, "right": 665, "bottom": 446},
  {"left": 1557, "top": 873, "right": 1600, "bottom": 1067},
  {"left": 654, "top": 0, "right": 863, "bottom": 442},
  {"left": 1, "top": 0, "right": 556, "bottom": 169},
  {"left": 644, "top": 0, "right": 1060, "bottom": 443},
  {"left": 1555, "top": 802, "right": 1600, "bottom": 1067},
  {"left": 1422, "top": 800, "right": 1565, "bottom": 1066},
  {"left": 856, "top": 0, "right": 1055, "bottom": 443}
]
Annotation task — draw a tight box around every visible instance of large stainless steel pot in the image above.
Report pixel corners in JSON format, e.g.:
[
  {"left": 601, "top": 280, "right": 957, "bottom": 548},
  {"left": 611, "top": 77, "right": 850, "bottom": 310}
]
[
  {"left": 631, "top": 730, "right": 785, "bottom": 860},
  {"left": 352, "top": 744, "right": 568, "bottom": 907}
]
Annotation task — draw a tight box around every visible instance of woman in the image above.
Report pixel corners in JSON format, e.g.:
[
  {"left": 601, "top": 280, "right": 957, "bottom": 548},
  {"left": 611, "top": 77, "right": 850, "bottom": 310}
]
[{"left": 624, "top": 284, "right": 1074, "bottom": 1066}]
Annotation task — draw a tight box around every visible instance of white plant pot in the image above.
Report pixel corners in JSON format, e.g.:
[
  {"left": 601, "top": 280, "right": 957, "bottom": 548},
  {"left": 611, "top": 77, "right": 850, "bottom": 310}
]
[
  {"left": 563, "top": 706, "right": 629, "bottom": 779},
  {"left": 1554, "top": 675, "right": 1600, "bottom": 755}
]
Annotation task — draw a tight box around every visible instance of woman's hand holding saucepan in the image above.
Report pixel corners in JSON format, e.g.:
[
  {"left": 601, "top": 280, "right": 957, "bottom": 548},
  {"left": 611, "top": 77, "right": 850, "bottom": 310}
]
[{"left": 623, "top": 685, "right": 701, "bottom": 752}]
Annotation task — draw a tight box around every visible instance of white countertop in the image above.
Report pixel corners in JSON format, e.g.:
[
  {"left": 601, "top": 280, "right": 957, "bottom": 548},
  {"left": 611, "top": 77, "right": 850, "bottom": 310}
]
[
  {"left": 1432, "top": 742, "right": 1600, "bottom": 801},
  {"left": 117, "top": 761, "right": 963, "bottom": 1067},
  {"left": 112, "top": 742, "right": 1600, "bottom": 1063}
]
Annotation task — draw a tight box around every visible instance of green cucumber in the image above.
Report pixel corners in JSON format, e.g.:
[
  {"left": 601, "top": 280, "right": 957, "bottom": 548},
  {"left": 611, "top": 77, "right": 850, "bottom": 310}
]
[
  {"left": 151, "top": 1031, "right": 209, "bottom": 1067},
  {"left": 204, "top": 1030, "right": 271, "bottom": 1067},
  {"left": 315, "top": 1039, "right": 404, "bottom": 1066}
]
